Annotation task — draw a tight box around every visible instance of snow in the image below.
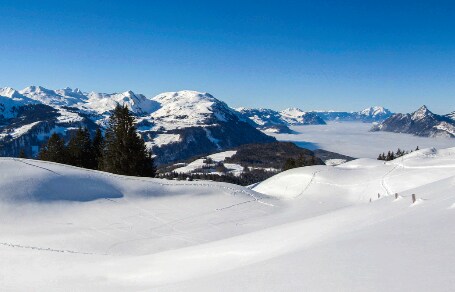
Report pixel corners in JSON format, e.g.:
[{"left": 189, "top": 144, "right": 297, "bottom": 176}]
[
  {"left": 324, "top": 158, "right": 347, "bottom": 166},
  {"left": 0, "top": 88, "right": 38, "bottom": 118},
  {"left": 270, "top": 122, "right": 455, "bottom": 158},
  {"left": 149, "top": 90, "right": 235, "bottom": 130},
  {"left": 150, "top": 133, "right": 181, "bottom": 147},
  {"left": 55, "top": 107, "right": 84, "bottom": 123},
  {"left": 85, "top": 91, "right": 159, "bottom": 115},
  {"left": 359, "top": 105, "right": 390, "bottom": 116},
  {"left": 0, "top": 122, "right": 41, "bottom": 139},
  {"left": 173, "top": 150, "right": 240, "bottom": 175},
  {"left": 279, "top": 107, "right": 316, "bottom": 125},
  {"left": 434, "top": 121, "right": 455, "bottom": 137},
  {"left": 1, "top": 147, "right": 455, "bottom": 291}
]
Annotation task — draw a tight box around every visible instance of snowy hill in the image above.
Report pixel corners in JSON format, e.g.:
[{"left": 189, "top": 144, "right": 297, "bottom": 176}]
[
  {"left": 372, "top": 105, "right": 455, "bottom": 138},
  {"left": 0, "top": 87, "right": 274, "bottom": 163},
  {"left": 1, "top": 147, "right": 455, "bottom": 291},
  {"left": 315, "top": 106, "right": 392, "bottom": 122}
]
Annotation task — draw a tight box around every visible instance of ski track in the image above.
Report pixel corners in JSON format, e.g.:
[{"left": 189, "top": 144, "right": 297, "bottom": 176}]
[
  {"left": 13, "top": 158, "right": 61, "bottom": 175},
  {"left": 0, "top": 241, "right": 108, "bottom": 256},
  {"left": 296, "top": 170, "right": 323, "bottom": 198}
]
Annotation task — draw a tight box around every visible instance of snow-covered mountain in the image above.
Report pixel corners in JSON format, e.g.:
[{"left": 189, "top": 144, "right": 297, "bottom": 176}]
[
  {"left": 1, "top": 147, "right": 455, "bottom": 290},
  {"left": 0, "top": 87, "right": 274, "bottom": 163},
  {"left": 279, "top": 107, "right": 326, "bottom": 125},
  {"left": 445, "top": 111, "right": 455, "bottom": 121},
  {"left": 372, "top": 105, "right": 455, "bottom": 138},
  {"left": 0, "top": 87, "right": 38, "bottom": 119},
  {"left": 315, "top": 106, "right": 392, "bottom": 122},
  {"left": 237, "top": 106, "right": 390, "bottom": 133},
  {"left": 236, "top": 107, "right": 325, "bottom": 133},
  {"left": 235, "top": 108, "right": 294, "bottom": 133}
]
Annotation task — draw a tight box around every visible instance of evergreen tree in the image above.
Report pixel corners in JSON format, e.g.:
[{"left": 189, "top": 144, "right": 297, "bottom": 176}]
[
  {"left": 283, "top": 158, "right": 297, "bottom": 171},
  {"left": 386, "top": 151, "right": 391, "bottom": 161},
  {"left": 102, "top": 104, "right": 156, "bottom": 177},
  {"left": 67, "top": 127, "right": 93, "bottom": 168},
  {"left": 18, "top": 149, "right": 26, "bottom": 158},
  {"left": 38, "top": 133, "right": 67, "bottom": 164},
  {"left": 296, "top": 155, "right": 305, "bottom": 167},
  {"left": 92, "top": 128, "right": 104, "bottom": 169}
]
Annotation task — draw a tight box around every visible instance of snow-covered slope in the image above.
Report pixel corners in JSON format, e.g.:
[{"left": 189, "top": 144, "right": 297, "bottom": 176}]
[
  {"left": 0, "top": 88, "right": 38, "bottom": 119},
  {"left": 149, "top": 91, "right": 238, "bottom": 129},
  {"left": 235, "top": 108, "right": 294, "bottom": 133},
  {"left": 84, "top": 90, "right": 160, "bottom": 115},
  {"left": 1, "top": 147, "right": 455, "bottom": 291},
  {"left": 445, "top": 111, "right": 455, "bottom": 121},
  {"left": 173, "top": 150, "right": 243, "bottom": 176},
  {"left": 372, "top": 105, "right": 455, "bottom": 138}
]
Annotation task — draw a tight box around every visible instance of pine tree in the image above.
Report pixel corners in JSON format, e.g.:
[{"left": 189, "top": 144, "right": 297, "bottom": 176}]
[
  {"left": 102, "top": 104, "right": 156, "bottom": 177},
  {"left": 296, "top": 154, "right": 306, "bottom": 167},
  {"left": 67, "top": 127, "right": 93, "bottom": 168},
  {"left": 92, "top": 128, "right": 104, "bottom": 169},
  {"left": 283, "top": 158, "right": 297, "bottom": 171},
  {"left": 38, "top": 133, "right": 67, "bottom": 164},
  {"left": 19, "top": 149, "right": 26, "bottom": 158},
  {"left": 386, "top": 151, "right": 391, "bottom": 161}
]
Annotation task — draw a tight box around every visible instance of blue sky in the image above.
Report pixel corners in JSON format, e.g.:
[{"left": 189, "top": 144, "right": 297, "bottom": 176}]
[{"left": 0, "top": 0, "right": 454, "bottom": 113}]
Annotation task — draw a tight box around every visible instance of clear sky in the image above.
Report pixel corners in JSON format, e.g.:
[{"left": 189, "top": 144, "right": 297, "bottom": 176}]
[{"left": 1, "top": 0, "right": 454, "bottom": 113}]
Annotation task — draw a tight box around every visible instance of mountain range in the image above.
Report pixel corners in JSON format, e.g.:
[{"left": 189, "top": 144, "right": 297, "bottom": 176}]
[
  {"left": 0, "top": 87, "right": 274, "bottom": 164},
  {"left": 237, "top": 106, "right": 392, "bottom": 133},
  {"left": 1, "top": 86, "right": 452, "bottom": 164},
  {"left": 372, "top": 105, "right": 455, "bottom": 138}
]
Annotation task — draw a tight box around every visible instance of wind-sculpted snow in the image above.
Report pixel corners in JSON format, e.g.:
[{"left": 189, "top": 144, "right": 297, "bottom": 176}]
[{"left": 1, "top": 147, "right": 455, "bottom": 291}]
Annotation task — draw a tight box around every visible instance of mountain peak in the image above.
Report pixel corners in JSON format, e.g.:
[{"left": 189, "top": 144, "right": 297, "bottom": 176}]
[
  {"left": 360, "top": 106, "right": 391, "bottom": 117},
  {"left": 416, "top": 105, "right": 429, "bottom": 112},
  {"left": 412, "top": 105, "right": 433, "bottom": 120},
  {"left": 281, "top": 107, "right": 304, "bottom": 113},
  {"left": 152, "top": 90, "right": 215, "bottom": 104},
  {"left": 0, "top": 87, "right": 19, "bottom": 98},
  {"left": 20, "top": 85, "right": 48, "bottom": 93}
]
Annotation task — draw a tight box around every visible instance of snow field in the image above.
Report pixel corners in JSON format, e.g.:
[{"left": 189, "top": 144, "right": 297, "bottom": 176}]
[{"left": 0, "top": 147, "right": 455, "bottom": 291}]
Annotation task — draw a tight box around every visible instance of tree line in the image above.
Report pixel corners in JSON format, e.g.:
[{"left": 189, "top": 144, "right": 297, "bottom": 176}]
[
  {"left": 36, "top": 104, "right": 156, "bottom": 177},
  {"left": 283, "top": 155, "right": 320, "bottom": 171},
  {"left": 159, "top": 168, "right": 278, "bottom": 186},
  {"left": 377, "top": 146, "right": 419, "bottom": 161}
]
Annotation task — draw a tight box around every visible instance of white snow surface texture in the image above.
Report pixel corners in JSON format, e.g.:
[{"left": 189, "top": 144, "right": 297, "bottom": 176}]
[{"left": 1, "top": 147, "right": 455, "bottom": 291}]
